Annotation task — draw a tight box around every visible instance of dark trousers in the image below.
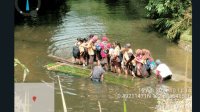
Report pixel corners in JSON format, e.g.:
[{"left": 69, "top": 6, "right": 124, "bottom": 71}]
[
  {"left": 91, "top": 78, "right": 100, "bottom": 82},
  {"left": 163, "top": 75, "right": 172, "bottom": 81}
]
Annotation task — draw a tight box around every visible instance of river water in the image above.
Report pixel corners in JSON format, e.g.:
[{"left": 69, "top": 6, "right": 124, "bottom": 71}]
[{"left": 14, "top": 0, "right": 192, "bottom": 111}]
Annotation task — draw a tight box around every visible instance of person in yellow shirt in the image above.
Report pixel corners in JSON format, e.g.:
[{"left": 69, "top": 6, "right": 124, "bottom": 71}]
[
  {"left": 111, "top": 41, "right": 121, "bottom": 74},
  {"left": 82, "top": 38, "right": 89, "bottom": 66},
  {"left": 78, "top": 38, "right": 84, "bottom": 65},
  {"left": 87, "top": 36, "right": 98, "bottom": 69},
  {"left": 123, "top": 44, "right": 135, "bottom": 76}
]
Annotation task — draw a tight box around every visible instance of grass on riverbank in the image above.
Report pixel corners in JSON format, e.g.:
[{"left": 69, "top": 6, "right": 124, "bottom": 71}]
[
  {"left": 180, "top": 27, "right": 192, "bottom": 46},
  {"left": 46, "top": 63, "right": 136, "bottom": 87}
]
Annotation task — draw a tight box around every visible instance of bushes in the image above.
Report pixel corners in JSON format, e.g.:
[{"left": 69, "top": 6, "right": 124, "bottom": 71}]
[{"left": 145, "top": 0, "right": 192, "bottom": 40}]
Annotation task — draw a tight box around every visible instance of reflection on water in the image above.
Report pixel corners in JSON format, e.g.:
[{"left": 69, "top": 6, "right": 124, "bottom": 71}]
[{"left": 14, "top": 0, "right": 192, "bottom": 111}]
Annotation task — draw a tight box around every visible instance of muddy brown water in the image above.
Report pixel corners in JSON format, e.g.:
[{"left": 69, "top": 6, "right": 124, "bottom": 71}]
[{"left": 15, "top": 0, "right": 192, "bottom": 111}]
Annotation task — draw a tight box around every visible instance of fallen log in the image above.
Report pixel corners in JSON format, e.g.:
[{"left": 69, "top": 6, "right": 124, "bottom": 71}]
[{"left": 46, "top": 55, "right": 138, "bottom": 88}]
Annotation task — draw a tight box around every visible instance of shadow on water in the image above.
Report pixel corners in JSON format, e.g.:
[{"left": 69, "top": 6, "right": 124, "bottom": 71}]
[{"left": 103, "top": 0, "right": 148, "bottom": 20}]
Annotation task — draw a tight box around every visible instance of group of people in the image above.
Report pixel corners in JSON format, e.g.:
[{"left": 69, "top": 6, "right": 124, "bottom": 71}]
[{"left": 72, "top": 34, "right": 173, "bottom": 83}]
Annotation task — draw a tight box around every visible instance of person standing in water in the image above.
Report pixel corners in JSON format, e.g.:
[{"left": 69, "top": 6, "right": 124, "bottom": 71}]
[
  {"left": 134, "top": 49, "right": 142, "bottom": 76},
  {"left": 123, "top": 44, "right": 134, "bottom": 76},
  {"left": 155, "top": 59, "right": 172, "bottom": 83},
  {"left": 88, "top": 61, "right": 106, "bottom": 82}
]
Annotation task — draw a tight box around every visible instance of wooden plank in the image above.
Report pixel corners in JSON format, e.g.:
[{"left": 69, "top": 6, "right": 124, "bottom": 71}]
[{"left": 48, "top": 55, "right": 74, "bottom": 64}]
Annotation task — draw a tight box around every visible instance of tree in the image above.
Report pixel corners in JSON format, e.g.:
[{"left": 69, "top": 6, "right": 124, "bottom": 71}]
[{"left": 145, "top": 0, "right": 192, "bottom": 41}]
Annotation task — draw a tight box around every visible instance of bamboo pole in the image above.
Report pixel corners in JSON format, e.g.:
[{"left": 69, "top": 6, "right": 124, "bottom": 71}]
[
  {"left": 27, "top": 90, "right": 29, "bottom": 112},
  {"left": 183, "top": 56, "right": 188, "bottom": 112},
  {"left": 57, "top": 75, "right": 68, "bottom": 112},
  {"left": 24, "top": 91, "right": 26, "bottom": 112},
  {"left": 98, "top": 101, "right": 102, "bottom": 112},
  {"left": 184, "top": 56, "right": 188, "bottom": 94}
]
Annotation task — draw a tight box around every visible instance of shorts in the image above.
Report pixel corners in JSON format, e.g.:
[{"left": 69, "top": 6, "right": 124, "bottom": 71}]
[
  {"left": 114, "top": 61, "right": 121, "bottom": 68},
  {"left": 91, "top": 78, "right": 100, "bottom": 82},
  {"left": 102, "top": 57, "right": 108, "bottom": 64},
  {"left": 89, "top": 55, "right": 95, "bottom": 63},
  {"left": 107, "top": 56, "right": 110, "bottom": 65},
  {"left": 124, "top": 64, "right": 132, "bottom": 70},
  {"left": 96, "top": 51, "right": 102, "bottom": 61},
  {"left": 73, "top": 56, "right": 80, "bottom": 59},
  {"left": 83, "top": 54, "right": 89, "bottom": 60},
  {"left": 163, "top": 75, "right": 172, "bottom": 81}
]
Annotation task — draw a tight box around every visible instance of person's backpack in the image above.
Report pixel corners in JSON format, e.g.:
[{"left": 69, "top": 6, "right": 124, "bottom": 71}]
[
  {"left": 145, "top": 59, "right": 151, "bottom": 70},
  {"left": 72, "top": 42, "right": 80, "bottom": 58},
  {"left": 119, "top": 51, "right": 123, "bottom": 62},
  {"left": 95, "top": 41, "right": 101, "bottom": 51},
  {"left": 83, "top": 43, "right": 89, "bottom": 56},
  {"left": 140, "top": 64, "right": 150, "bottom": 78},
  {"left": 102, "top": 42, "right": 108, "bottom": 54},
  {"left": 150, "top": 61, "right": 155, "bottom": 70}
]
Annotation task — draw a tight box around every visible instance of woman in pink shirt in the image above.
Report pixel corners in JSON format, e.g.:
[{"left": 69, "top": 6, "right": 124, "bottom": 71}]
[
  {"left": 100, "top": 37, "right": 109, "bottom": 71},
  {"left": 134, "top": 49, "right": 142, "bottom": 76}
]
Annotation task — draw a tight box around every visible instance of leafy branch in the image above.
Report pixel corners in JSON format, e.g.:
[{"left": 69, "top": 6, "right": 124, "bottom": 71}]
[
  {"left": 145, "top": 0, "right": 192, "bottom": 40},
  {"left": 14, "top": 58, "right": 29, "bottom": 82}
]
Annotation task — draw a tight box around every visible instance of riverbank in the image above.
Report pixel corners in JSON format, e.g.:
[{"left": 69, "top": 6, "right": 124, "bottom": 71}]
[
  {"left": 178, "top": 27, "right": 192, "bottom": 53},
  {"left": 178, "top": 40, "right": 192, "bottom": 54}
]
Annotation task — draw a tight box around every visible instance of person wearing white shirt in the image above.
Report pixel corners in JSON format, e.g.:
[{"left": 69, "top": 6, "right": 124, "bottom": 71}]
[
  {"left": 155, "top": 59, "right": 172, "bottom": 83},
  {"left": 109, "top": 45, "right": 115, "bottom": 72}
]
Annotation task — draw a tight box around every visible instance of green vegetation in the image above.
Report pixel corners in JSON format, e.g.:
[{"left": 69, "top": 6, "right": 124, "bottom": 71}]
[
  {"left": 14, "top": 58, "right": 29, "bottom": 82},
  {"left": 145, "top": 0, "right": 192, "bottom": 45},
  {"left": 46, "top": 63, "right": 136, "bottom": 87},
  {"left": 123, "top": 101, "right": 127, "bottom": 112}
]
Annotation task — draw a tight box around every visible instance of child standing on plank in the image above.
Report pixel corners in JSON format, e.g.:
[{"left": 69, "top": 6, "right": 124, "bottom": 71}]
[
  {"left": 111, "top": 41, "right": 122, "bottom": 74},
  {"left": 82, "top": 38, "right": 90, "bottom": 66},
  {"left": 73, "top": 37, "right": 81, "bottom": 64},
  {"left": 100, "top": 37, "right": 109, "bottom": 71},
  {"left": 87, "top": 37, "right": 97, "bottom": 69},
  {"left": 79, "top": 38, "right": 85, "bottom": 65},
  {"left": 109, "top": 45, "right": 115, "bottom": 72},
  {"left": 106, "top": 43, "right": 112, "bottom": 70}
]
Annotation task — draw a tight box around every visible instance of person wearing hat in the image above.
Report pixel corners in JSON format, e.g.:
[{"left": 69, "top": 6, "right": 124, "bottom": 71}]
[
  {"left": 123, "top": 44, "right": 135, "bottom": 76},
  {"left": 93, "top": 36, "right": 102, "bottom": 66},
  {"left": 87, "top": 36, "right": 98, "bottom": 69},
  {"left": 100, "top": 37, "right": 109, "bottom": 71},
  {"left": 88, "top": 61, "right": 106, "bottom": 82},
  {"left": 155, "top": 59, "right": 172, "bottom": 83}
]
